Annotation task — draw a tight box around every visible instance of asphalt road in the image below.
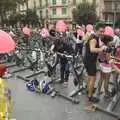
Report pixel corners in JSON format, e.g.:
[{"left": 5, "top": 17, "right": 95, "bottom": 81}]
[{"left": 5, "top": 64, "right": 119, "bottom": 120}]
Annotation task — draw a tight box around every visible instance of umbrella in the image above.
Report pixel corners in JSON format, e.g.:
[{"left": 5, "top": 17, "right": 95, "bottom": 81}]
[
  {"left": 23, "top": 27, "right": 32, "bottom": 36},
  {"left": 0, "top": 30, "right": 16, "bottom": 53},
  {"left": 56, "top": 20, "right": 67, "bottom": 32}
]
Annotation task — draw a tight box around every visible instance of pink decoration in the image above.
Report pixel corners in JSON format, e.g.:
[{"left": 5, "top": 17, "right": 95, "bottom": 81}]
[
  {"left": 23, "top": 27, "right": 32, "bottom": 36},
  {"left": 104, "top": 26, "right": 114, "bottom": 37},
  {"left": 86, "top": 24, "right": 93, "bottom": 33},
  {"left": 0, "top": 30, "right": 16, "bottom": 53},
  {"left": 40, "top": 28, "right": 49, "bottom": 38},
  {"left": 56, "top": 20, "right": 67, "bottom": 32},
  {"left": 77, "top": 28, "right": 84, "bottom": 38}
]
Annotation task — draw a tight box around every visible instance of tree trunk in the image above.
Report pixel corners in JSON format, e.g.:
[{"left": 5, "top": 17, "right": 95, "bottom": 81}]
[{"left": 25, "top": 0, "right": 29, "bottom": 10}]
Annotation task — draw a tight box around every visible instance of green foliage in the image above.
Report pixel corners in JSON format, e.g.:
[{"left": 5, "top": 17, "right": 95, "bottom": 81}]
[
  {"left": 115, "top": 18, "right": 120, "bottom": 28},
  {"left": 72, "top": 2, "right": 98, "bottom": 25},
  {"left": 24, "top": 9, "right": 39, "bottom": 26},
  {"left": 0, "top": 0, "right": 25, "bottom": 24},
  {"left": 8, "top": 9, "right": 39, "bottom": 27},
  {"left": 9, "top": 13, "right": 25, "bottom": 26}
]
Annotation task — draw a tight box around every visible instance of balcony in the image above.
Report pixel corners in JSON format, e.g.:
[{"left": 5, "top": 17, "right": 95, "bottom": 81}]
[
  {"left": 103, "top": 8, "right": 120, "bottom": 13},
  {"left": 49, "top": 4, "right": 68, "bottom": 8},
  {"left": 49, "top": 1, "right": 69, "bottom": 8},
  {"left": 49, "top": 14, "right": 70, "bottom": 19},
  {"left": 104, "top": 0, "right": 120, "bottom": 2}
]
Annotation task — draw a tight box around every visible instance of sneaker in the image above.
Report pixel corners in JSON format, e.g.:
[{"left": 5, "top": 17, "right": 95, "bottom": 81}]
[
  {"left": 56, "top": 79, "right": 64, "bottom": 84},
  {"left": 96, "top": 91, "right": 103, "bottom": 96},
  {"left": 63, "top": 82, "right": 68, "bottom": 87},
  {"left": 84, "top": 104, "right": 96, "bottom": 112},
  {"left": 104, "top": 92, "right": 112, "bottom": 99},
  {"left": 3, "top": 73, "right": 12, "bottom": 79},
  {"left": 88, "top": 97, "right": 100, "bottom": 103}
]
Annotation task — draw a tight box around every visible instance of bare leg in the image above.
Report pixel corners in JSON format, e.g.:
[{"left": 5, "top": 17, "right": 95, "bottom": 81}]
[
  {"left": 88, "top": 75, "right": 96, "bottom": 98},
  {"left": 104, "top": 73, "right": 110, "bottom": 95},
  {"left": 97, "top": 72, "right": 104, "bottom": 94}
]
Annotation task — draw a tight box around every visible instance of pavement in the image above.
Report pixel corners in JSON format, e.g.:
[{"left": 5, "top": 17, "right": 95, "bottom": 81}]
[{"left": 5, "top": 63, "right": 119, "bottom": 120}]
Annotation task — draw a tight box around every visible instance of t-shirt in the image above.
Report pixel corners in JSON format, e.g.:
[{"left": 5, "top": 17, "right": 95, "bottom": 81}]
[
  {"left": 84, "top": 34, "right": 99, "bottom": 62},
  {"left": 113, "top": 35, "right": 120, "bottom": 48}
]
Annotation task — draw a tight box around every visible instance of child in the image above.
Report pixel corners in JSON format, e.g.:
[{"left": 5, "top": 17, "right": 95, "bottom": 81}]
[{"left": 97, "top": 35, "right": 113, "bottom": 98}]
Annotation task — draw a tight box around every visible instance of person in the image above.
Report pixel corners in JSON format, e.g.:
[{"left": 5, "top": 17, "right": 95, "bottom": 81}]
[
  {"left": 50, "top": 33, "right": 74, "bottom": 86},
  {"left": 112, "top": 28, "right": 120, "bottom": 48},
  {"left": 83, "top": 22, "right": 106, "bottom": 103},
  {"left": 109, "top": 58, "right": 120, "bottom": 73},
  {"left": 97, "top": 27, "right": 114, "bottom": 98}
]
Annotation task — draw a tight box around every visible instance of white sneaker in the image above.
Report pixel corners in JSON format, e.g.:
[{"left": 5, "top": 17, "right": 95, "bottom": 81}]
[
  {"left": 63, "top": 82, "right": 68, "bottom": 87},
  {"left": 3, "top": 73, "right": 12, "bottom": 79}
]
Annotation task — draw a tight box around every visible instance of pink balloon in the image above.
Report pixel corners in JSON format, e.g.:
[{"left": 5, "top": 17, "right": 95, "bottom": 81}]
[
  {"left": 86, "top": 24, "right": 93, "bottom": 33},
  {"left": 56, "top": 20, "right": 67, "bottom": 32},
  {"left": 104, "top": 26, "right": 114, "bottom": 37},
  {"left": 40, "top": 28, "right": 49, "bottom": 38},
  {"left": 23, "top": 27, "right": 32, "bottom": 36},
  {"left": 0, "top": 30, "right": 16, "bottom": 53}
]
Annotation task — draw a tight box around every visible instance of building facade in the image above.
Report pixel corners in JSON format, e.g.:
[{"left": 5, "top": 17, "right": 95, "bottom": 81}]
[
  {"left": 17, "top": 0, "right": 96, "bottom": 26},
  {"left": 103, "top": 0, "right": 120, "bottom": 24},
  {"left": 17, "top": 0, "right": 120, "bottom": 27}
]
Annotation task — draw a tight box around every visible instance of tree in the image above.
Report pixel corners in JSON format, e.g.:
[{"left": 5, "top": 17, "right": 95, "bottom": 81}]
[
  {"left": 9, "top": 13, "right": 26, "bottom": 26},
  {"left": 24, "top": 9, "right": 39, "bottom": 27},
  {"left": 0, "top": 0, "right": 24, "bottom": 24},
  {"left": 72, "top": 1, "right": 98, "bottom": 25}
]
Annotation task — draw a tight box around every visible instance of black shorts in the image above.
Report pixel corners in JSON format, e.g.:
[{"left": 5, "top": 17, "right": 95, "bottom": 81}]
[{"left": 84, "top": 61, "right": 97, "bottom": 76}]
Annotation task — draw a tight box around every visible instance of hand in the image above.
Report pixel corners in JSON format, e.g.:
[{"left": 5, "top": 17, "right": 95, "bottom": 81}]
[
  {"left": 100, "top": 45, "right": 107, "bottom": 52},
  {"left": 50, "top": 50, "right": 54, "bottom": 55},
  {"left": 109, "top": 59, "right": 115, "bottom": 64}
]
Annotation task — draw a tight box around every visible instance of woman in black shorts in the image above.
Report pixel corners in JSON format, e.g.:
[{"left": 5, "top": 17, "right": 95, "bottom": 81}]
[{"left": 84, "top": 23, "right": 106, "bottom": 103}]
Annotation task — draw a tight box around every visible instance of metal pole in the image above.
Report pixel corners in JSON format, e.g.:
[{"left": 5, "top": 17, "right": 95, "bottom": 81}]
[
  {"left": 113, "top": 2, "right": 117, "bottom": 28},
  {"left": 113, "top": 10, "right": 116, "bottom": 28}
]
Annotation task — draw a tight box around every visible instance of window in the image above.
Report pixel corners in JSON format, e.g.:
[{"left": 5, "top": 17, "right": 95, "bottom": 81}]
[
  {"left": 104, "top": 2, "right": 112, "bottom": 11},
  {"left": 52, "top": 8, "right": 56, "bottom": 15},
  {"left": 46, "top": 9, "right": 48, "bottom": 18},
  {"left": 46, "top": 0, "right": 48, "bottom": 6},
  {"left": 62, "top": 0, "right": 66, "bottom": 4},
  {"left": 52, "top": 0, "right": 56, "bottom": 5},
  {"left": 40, "top": 10, "right": 42, "bottom": 18},
  {"left": 62, "top": 7, "right": 67, "bottom": 15},
  {"left": 39, "top": 0, "right": 42, "bottom": 7},
  {"left": 73, "top": 0, "right": 76, "bottom": 5},
  {"left": 105, "top": 14, "right": 108, "bottom": 21}
]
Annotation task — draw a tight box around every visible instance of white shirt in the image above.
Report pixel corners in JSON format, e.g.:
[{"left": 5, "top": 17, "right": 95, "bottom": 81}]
[{"left": 113, "top": 35, "right": 120, "bottom": 48}]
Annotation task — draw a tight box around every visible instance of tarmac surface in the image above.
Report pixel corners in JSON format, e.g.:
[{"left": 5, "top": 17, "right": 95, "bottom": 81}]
[{"left": 5, "top": 63, "right": 120, "bottom": 120}]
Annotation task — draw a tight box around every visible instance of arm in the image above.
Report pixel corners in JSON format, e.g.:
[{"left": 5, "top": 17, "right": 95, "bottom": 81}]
[
  {"left": 112, "top": 64, "right": 120, "bottom": 74},
  {"left": 109, "top": 59, "right": 120, "bottom": 74},
  {"left": 89, "top": 39, "right": 104, "bottom": 53}
]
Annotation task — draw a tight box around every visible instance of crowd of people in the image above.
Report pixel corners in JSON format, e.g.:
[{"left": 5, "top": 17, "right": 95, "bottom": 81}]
[{"left": 1, "top": 21, "right": 120, "bottom": 112}]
